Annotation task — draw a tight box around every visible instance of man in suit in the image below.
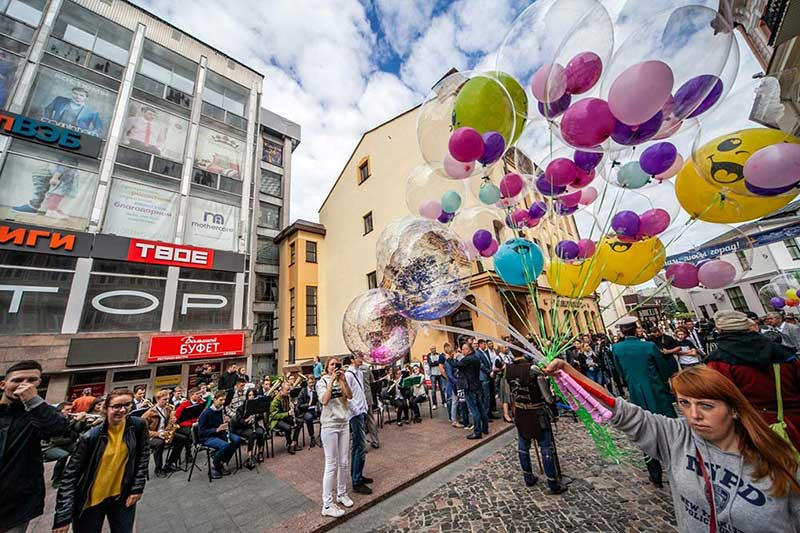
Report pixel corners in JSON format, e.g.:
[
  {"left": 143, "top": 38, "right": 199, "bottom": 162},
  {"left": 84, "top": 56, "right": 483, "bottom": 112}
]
[
  {"left": 453, "top": 341, "right": 487, "bottom": 439},
  {"left": 296, "top": 375, "right": 319, "bottom": 448},
  {"left": 612, "top": 316, "right": 676, "bottom": 489},
  {"left": 43, "top": 86, "right": 104, "bottom": 136},
  {"left": 475, "top": 339, "right": 496, "bottom": 424},
  {"left": 766, "top": 312, "right": 800, "bottom": 354},
  {"left": 681, "top": 318, "right": 707, "bottom": 357}
]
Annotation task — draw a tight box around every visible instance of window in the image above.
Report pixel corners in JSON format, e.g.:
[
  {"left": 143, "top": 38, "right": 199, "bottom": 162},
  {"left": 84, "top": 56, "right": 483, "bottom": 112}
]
[
  {"left": 120, "top": 100, "right": 189, "bottom": 164},
  {"left": 262, "top": 138, "right": 283, "bottom": 166},
  {"left": 752, "top": 280, "right": 773, "bottom": 311},
  {"left": 786, "top": 239, "right": 800, "bottom": 260},
  {"left": 358, "top": 159, "right": 370, "bottom": 184},
  {"left": 363, "top": 211, "right": 373, "bottom": 235},
  {"left": 306, "top": 241, "right": 317, "bottom": 263},
  {"left": 256, "top": 239, "right": 279, "bottom": 265},
  {"left": 3, "top": 0, "right": 45, "bottom": 27},
  {"left": 725, "top": 286, "right": 749, "bottom": 313},
  {"left": 289, "top": 288, "right": 295, "bottom": 338},
  {"left": 103, "top": 179, "right": 179, "bottom": 241},
  {"left": 202, "top": 70, "right": 248, "bottom": 129},
  {"left": 194, "top": 126, "right": 244, "bottom": 183},
  {"left": 735, "top": 250, "right": 750, "bottom": 270},
  {"left": 367, "top": 271, "right": 377, "bottom": 290},
  {"left": 173, "top": 268, "right": 235, "bottom": 330},
  {"left": 698, "top": 305, "right": 710, "bottom": 319},
  {"left": 135, "top": 39, "right": 196, "bottom": 109},
  {"left": 289, "top": 242, "right": 295, "bottom": 265},
  {"left": 710, "top": 303, "right": 718, "bottom": 313},
  {"left": 306, "top": 286, "right": 317, "bottom": 336},
  {"left": 449, "top": 308, "right": 474, "bottom": 331},
  {"left": 258, "top": 203, "right": 281, "bottom": 230},
  {"left": 260, "top": 169, "right": 282, "bottom": 197},
  {"left": 255, "top": 275, "right": 278, "bottom": 302},
  {"left": 254, "top": 313, "right": 274, "bottom": 341},
  {"left": 183, "top": 197, "right": 240, "bottom": 252}
]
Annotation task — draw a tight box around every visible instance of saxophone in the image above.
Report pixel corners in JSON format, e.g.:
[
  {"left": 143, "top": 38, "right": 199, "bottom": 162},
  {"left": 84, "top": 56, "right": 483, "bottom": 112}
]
[{"left": 164, "top": 413, "right": 179, "bottom": 444}]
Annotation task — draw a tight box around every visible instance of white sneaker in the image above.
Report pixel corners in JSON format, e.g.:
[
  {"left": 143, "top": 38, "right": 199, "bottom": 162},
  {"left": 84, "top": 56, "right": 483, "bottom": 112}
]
[
  {"left": 321, "top": 504, "right": 345, "bottom": 518},
  {"left": 337, "top": 494, "right": 354, "bottom": 508},
  {"left": 432, "top": 405, "right": 437, "bottom": 410},
  {"left": 47, "top": 210, "right": 69, "bottom": 220}
]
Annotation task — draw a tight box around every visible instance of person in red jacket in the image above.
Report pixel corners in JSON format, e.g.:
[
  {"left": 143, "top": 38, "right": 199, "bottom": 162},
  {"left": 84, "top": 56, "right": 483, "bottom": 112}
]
[{"left": 706, "top": 310, "right": 800, "bottom": 450}]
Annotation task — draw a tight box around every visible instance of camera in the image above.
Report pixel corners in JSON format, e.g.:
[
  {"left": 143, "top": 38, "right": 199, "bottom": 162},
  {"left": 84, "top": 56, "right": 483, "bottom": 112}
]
[{"left": 333, "top": 362, "right": 342, "bottom": 371}]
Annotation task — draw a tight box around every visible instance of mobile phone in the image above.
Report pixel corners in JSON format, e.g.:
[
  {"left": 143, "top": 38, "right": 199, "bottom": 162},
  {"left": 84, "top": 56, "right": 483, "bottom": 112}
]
[{"left": 333, "top": 362, "right": 342, "bottom": 371}]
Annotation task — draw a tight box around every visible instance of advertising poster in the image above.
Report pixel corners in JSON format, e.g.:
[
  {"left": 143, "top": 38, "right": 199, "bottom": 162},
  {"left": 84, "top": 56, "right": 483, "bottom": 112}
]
[
  {"left": 121, "top": 100, "right": 189, "bottom": 162},
  {"left": 0, "top": 153, "right": 98, "bottom": 230},
  {"left": 183, "top": 196, "right": 240, "bottom": 251},
  {"left": 103, "top": 179, "right": 179, "bottom": 241},
  {"left": 194, "top": 127, "right": 244, "bottom": 178},
  {"left": 0, "top": 51, "right": 22, "bottom": 109},
  {"left": 25, "top": 67, "right": 117, "bottom": 139}
]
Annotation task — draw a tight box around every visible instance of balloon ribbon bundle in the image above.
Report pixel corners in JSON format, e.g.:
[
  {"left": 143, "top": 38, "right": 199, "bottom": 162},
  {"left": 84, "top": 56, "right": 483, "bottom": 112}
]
[{"left": 552, "top": 370, "right": 614, "bottom": 423}]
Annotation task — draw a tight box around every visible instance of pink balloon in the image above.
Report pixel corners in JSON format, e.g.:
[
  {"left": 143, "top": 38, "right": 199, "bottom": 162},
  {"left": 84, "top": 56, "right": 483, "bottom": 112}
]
[
  {"left": 560, "top": 98, "right": 615, "bottom": 148},
  {"left": 419, "top": 200, "right": 441, "bottom": 219},
  {"left": 654, "top": 154, "right": 683, "bottom": 181},
  {"left": 443, "top": 154, "right": 475, "bottom": 179},
  {"left": 479, "top": 239, "right": 499, "bottom": 257},
  {"left": 578, "top": 186, "right": 598, "bottom": 205},
  {"left": 744, "top": 143, "right": 800, "bottom": 189},
  {"left": 564, "top": 52, "right": 603, "bottom": 95},
  {"left": 571, "top": 167, "right": 595, "bottom": 188},
  {"left": 608, "top": 60, "right": 674, "bottom": 126},
  {"left": 638, "top": 208, "right": 670, "bottom": 236},
  {"left": 531, "top": 63, "right": 567, "bottom": 103},
  {"left": 449, "top": 127, "right": 484, "bottom": 162},
  {"left": 559, "top": 190, "right": 582, "bottom": 208},
  {"left": 698, "top": 260, "right": 736, "bottom": 289},
  {"left": 577, "top": 239, "right": 596, "bottom": 258},
  {"left": 665, "top": 262, "right": 699, "bottom": 289},
  {"left": 545, "top": 158, "right": 577, "bottom": 187},
  {"left": 500, "top": 173, "right": 524, "bottom": 198},
  {"left": 510, "top": 209, "right": 533, "bottom": 228}
]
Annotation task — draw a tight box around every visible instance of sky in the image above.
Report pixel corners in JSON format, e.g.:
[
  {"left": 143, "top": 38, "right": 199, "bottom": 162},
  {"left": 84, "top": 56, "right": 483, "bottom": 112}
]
[{"left": 134, "top": 0, "right": 767, "bottom": 253}]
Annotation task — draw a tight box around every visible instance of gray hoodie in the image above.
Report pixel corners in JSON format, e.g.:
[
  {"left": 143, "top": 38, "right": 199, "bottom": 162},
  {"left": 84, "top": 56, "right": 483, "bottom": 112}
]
[
  {"left": 611, "top": 398, "right": 800, "bottom": 533},
  {"left": 316, "top": 375, "right": 349, "bottom": 430}
]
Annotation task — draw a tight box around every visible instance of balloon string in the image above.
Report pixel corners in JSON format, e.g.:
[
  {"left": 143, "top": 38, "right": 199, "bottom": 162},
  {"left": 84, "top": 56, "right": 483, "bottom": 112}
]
[
  {"left": 464, "top": 293, "right": 541, "bottom": 355},
  {"left": 426, "top": 322, "right": 544, "bottom": 363}
]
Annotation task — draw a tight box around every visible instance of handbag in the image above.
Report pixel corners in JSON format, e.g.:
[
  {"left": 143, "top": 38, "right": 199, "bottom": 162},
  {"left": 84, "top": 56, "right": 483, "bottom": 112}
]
[{"left": 770, "top": 364, "right": 800, "bottom": 460}]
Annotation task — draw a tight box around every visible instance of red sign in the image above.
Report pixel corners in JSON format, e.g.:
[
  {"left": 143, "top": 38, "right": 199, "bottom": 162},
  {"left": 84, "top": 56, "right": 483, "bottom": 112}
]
[
  {"left": 148, "top": 333, "right": 245, "bottom": 363},
  {"left": 127, "top": 239, "right": 214, "bottom": 269}
]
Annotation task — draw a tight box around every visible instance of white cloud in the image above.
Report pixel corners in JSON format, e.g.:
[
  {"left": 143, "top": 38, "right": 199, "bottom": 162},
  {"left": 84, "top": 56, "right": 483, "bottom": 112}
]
[
  {"left": 372, "top": 0, "right": 437, "bottom": 57},
  {"left": 401, "top": 15, "right": 468, "bottom": 93}
]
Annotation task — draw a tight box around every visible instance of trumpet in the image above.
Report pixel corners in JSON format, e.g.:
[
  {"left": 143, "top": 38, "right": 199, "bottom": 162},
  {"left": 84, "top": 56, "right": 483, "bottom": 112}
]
[{"left": 266, "top": 377, "right": 283, "bottom": 397}]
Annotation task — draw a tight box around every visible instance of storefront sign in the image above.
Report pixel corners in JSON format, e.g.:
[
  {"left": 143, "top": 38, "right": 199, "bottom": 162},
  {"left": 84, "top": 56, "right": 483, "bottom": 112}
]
[
  {"left": 0, "top": 109, "right": 102, "bottom": 158},
  {"left": 0, "top": 222, "right": 92, "bottom": 256},
  {"left": 147, "top": 332, "right": 245, "bottom": 363},
  {"left": 127, "top": 239, "right": 214, "bottom": 269},
  {"left": 183, "top": 197, "right": 239, "bottom": 251},
  {"left": 66, "top": 337, "right": 140, "bottom": 367},
  {"left": 154, "top": 375, "right": 182, "bottom": 388}
]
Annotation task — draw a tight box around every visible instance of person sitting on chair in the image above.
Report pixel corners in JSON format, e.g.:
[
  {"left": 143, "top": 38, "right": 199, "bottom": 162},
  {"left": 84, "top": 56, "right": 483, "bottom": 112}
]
[
  {"left": 269, "top": 383, "right": 302, "bottom": 454},
  {"left": 197, "top": 390, "right": 241, "bottom": 479},
  {"left": 296, "top": 375, "right": 320, "bottom": 448},
  {"left": 393, "top": 368, "right": 412, "bottom": 426},
  {"left": 409, "top": 365, "right": 427, "bottom": 423},
  {"left": 173, "top": 387, "right": 203, "bottom": 464},
  {"left": 231, "top": 388, "right": 266, "bottom": 467},
  {"left": 141, "top": 389, "right": 184, "bottom": 477}
]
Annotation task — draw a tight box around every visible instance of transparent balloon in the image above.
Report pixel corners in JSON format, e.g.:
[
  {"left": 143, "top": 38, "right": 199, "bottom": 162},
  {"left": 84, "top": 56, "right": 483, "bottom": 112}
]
[
  {"left": 450, "top": 205, "right": 508, "bottom": 260},
  {"left": 405, "top": 165, "right": 467, "bottom": 219},
  {"left": 587, "top": 179, "right": 682, "bottom": 238},
  {"left": 757, "top": 273, "right": 800, "bottom": 310},
  {"left": 342, "top": 291, "right": 372, "bottom": 358},
  {"left": 376, "top": 216, "right": 421, "bottom": 285},
  {"left": 355, "top": 288, "right": 419, "bottom": 366}
]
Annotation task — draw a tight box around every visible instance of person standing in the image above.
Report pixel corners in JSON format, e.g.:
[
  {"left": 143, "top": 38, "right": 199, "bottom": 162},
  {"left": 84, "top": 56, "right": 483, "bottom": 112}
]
[
  {"left": 345, "top": 355, "right": 373, "bottom": 495},
  {"left": 218, "top": 362, "right": 239, "bottom": 392},
  {"left": 317, "top": 357, "right": 353, "bottom": 518},
  {"left": 53, "top": 389, "right": 149, "bottom": 533},
  {"left": 425, "top": 346, "right": 446, "bottom": 410},
  {"left": 766, "top": 312, "right": 800, "bottom": 353},
  {"left": 681, "top": 318, "right": 707, "bottom": 358},
  {"left": 0, "top": 360, "right": 67, "bottom": 533},
  {"left": 612, "top": 316, "right": 676, "bottom": 488},
  {"left": 443, "top": 344, "right": 460, "bottom": 426},
  {"left": 475, "top": 340, "right": 496, "bottom": 423},
  {"left": 312, "top": 356, "right": 324, "bottom": 380},
  {"left": 71, "top": 387, "right": 96, "bottom": 414},
  {"left": 454, "top": 342, "right": 487, "bottom": 439},
  {"left": 648, "top": 327, "right": 680, "bottom": 377}
]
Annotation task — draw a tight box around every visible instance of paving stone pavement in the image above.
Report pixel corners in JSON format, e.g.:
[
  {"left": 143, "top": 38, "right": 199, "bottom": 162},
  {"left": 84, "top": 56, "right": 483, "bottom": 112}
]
[{"left": 366, "top": 416, "right": 678, "bottom": 533}]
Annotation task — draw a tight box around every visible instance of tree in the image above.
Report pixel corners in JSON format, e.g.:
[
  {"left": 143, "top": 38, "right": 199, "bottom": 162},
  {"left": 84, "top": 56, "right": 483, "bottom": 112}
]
[{"left": 663, "top": 297, "right": 689, "bottom": 318}]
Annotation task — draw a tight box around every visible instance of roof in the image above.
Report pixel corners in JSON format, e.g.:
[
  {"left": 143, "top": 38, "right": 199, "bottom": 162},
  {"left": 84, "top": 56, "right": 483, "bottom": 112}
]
[
  {"left": 260, "top": 108, "right": 301, "bottom": 147},
  {"left": 273, "top": 219, "right": 326, "bottom": 244}
]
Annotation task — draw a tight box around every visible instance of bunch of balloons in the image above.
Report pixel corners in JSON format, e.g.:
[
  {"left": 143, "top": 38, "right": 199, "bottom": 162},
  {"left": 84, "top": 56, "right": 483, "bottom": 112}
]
[
  {"left": 757, "top": 273, "right": 800, "bottom": 310},
  {"left": 610, "top": 208, "right": 670, "bottom": 241},
  {"left": 665, "top": 259, "right": 739, "bottom": 290}
]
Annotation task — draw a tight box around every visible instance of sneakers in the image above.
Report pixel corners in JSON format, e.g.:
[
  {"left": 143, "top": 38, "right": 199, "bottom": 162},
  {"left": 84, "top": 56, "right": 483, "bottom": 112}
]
[
  {"left": 451, "top": 421, "right": 464, "bottom": 428},
  {"left": 466, "top": 434, "right": 482, "bottom": 440},
  {"left": 337, "top": 494, "right": 354, "bottom": 508},
  {"left": 353, "top": 483, "right": 373, "bottom": 494},
  {"left": 210, "top": 468, "right": 223, "bottom": 479},
  {"left": 360, "top": 476, "right": 374, "bottom": 484},
  {"left": 432, "top": 405, "right": 437, "bottom": 410},
  {"left": 465, "top": 424, "right": 474, "bottom": 431},
  {"left": 321, "top": 504, "right": 345, "bottom": 518},
  {"left": 12, "top": 204, "right": 38, "bottom": 214}
]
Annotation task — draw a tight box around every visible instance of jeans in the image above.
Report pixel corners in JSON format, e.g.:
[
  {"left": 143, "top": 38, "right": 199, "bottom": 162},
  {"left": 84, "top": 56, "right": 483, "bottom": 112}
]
[
  {"left": 446, "top": 386, "right": 458, "bottom": 422},
  {"left": 430, "top": 375, "right": 446, "bottom": 405},
  {"left": 303, "top": 411, "right": 317, "bottom": 439},
  {"left": 274, "top": 420, "right": 301, "bottom": 446},
  {"left": 518, "top": 429, "right": 560, "bottom": 491},
  {"left": 73, "top": 496, "right": 136, "bottom": 533},
  {"left": 4, "top": 521, "right": 29, "bottom": 533},
  {"left": 43, "top": 445, "right": 72, "bottom": 484},
  {"left": 585, "top": 367, "right": 603, "bottom": 385},
  {"left": 465, "top": 389, "right": 487, "bottom": 436},
  {"left": 350, "top": 412, "right": 367, "bottom": 485},
  {"left": 480, "top": 380, "right": 492, "bottom": 423},
  {"left": 202, "top": 433, "right": 241, "bottom": 469},
  {"left": 459, "top": 390, "right": 470, "bottom": 426},
  {"left": 321, "top": 426, "right": 349, "bottom": 507}
]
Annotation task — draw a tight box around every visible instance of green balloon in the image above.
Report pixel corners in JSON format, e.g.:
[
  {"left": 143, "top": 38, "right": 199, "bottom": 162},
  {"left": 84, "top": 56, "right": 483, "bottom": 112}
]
[
  {"left": 479, "top": 182, "right": 501, "bottom": 205},
  {"left": 452, "top": 76, "right": 516, "bottom": 146},
  {"left": 496, "top": 72, "right": 528, "bottom": 145},
  {"left": 441, "top": 190, "right": 462, "bottom": 213},
  {"left": 618, "top": 161, "right": 651, "bottom": 189}
]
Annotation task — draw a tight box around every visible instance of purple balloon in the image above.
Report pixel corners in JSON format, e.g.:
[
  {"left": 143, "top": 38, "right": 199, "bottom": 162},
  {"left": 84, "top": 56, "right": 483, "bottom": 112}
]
[
  {"left": 573, "top": 150, "right": 603, "bottom": 171},
  {"left": 554, "top": 201, "right": 578, "bottom": 215},
  {"left": 437, "top": 211, "right": 454, "bottom": 223},
  {"left": 577, "top": 239, "right": 596, "bottom": 258},
  {"left": 611, "top": 112, "right": 663, "bottom": 146},
  {"left": 745, "top": 181, "right": 799, "bottom": 197},
  {"left": 528, "top": 201, "right": 547, "bottom": 219},
  {"left": 665, "top": 262, "right": 699, "bottom": 289},
  {"left": 537, "top": 92, "right": 571, "bottom": 119},
  {"left": 472, "top": 229, "right": 493, "bottom": 251},
  {"left": 535, "top": 175, "right": 567, "bottom": 196},
  {"left": 638, "top": 208, "right": 670, "bottom": 236},
  {"left": 611, "top": 210, "right": 640, "bottom": 237},
  {"left": 478, "top": 131, "right": 506, "bottom": 166},
  {"left": 639, "top": 142, "right": 678, "bottom": 175},
  {"left": 673, "top": 75, "right": 723, "bottom": 119},
  {"left": 771, "top": 296, "right": 787, "bottom": 309},
  {"left": 555, "top": 240, "right": 579, "bottom": 260}
]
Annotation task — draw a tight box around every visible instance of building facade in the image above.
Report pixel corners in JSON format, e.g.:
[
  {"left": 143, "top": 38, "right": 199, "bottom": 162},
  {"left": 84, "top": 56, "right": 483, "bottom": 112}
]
[{"left": 0, "top": 0, "right": 297, "bottom": 402}]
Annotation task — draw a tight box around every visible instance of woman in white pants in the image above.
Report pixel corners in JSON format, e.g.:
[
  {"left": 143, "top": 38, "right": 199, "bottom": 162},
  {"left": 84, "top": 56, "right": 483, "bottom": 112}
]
[{"left": 316, "top": 357, "right": 353, "bottom": 518}]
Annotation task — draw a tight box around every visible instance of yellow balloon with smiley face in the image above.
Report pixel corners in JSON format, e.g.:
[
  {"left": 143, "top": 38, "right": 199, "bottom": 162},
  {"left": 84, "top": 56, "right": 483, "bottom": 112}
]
[
  {"left": 546, "top": 256, "right": 604, "bottom": 298},
  {"left": 597, "top": 236, "right": 666, "bottom": 286}
]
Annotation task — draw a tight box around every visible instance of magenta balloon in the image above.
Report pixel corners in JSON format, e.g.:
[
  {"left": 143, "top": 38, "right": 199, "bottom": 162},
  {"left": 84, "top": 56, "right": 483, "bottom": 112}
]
[
  {"left": 448, "top": 127, "right": 484, "bottom": 162},
  {"left": 560, "top": 98, "right": 615, "bottom": 148},
  {"left": 743, "top": 143, "right": 800, "bottom": 190},
  {"left": 608, "top": 60, "right": 674, "bottom": 126},
  {"left": 564, "top": 52, "right": 603, "bottom": 95},
  {"left": 638, "top": 208, "right": 670, "bottom": 236},
  {"left": 531, "top": 63, "right": 567, "bottom": 103},
  {"left": 559, "top": 190, "right": 582, "bottom": 208},
  {"left": 509, "top": 208, "right": 533, "bottom": 228},
  {"left": 654, "top": 154, "right": 683, "bottom": 181},
  {"left": 577, "top": 239, "right": 596, "bottom": 259},
  {"left": 500, "top": 172, "right": 524, "bottom": 198},
  {"left": 698, "top": 260, "right": 736, "bottom": 289},
  {"left": 443, "top": 154, "right": 475, "bottom": 179},
  {"left": 419, "top": 200, "right": 442, "bottom": 219},
  {"left": 545, "top": 158, "right": 577, "bottom": 187},
  {"left": 571, "top": 167, "right": 595, "bottom": 188},
  {"left": 665, "top": 262, "right": 699, "bottom": 289},
  {"left": 579, "top": 186, "right": 598, "bottom": 205},
  {"left": 479, "top": 239, "right": 499, "bottom": 257}
]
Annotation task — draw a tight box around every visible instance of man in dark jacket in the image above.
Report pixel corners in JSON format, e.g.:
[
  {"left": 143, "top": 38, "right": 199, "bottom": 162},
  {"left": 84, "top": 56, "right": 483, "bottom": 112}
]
[
  {"left": 0, "top": 360, "right": 67, "bottom": 533},
  {"left": 296, "top": 375, "right": 319, "bottom": 448},
  {"left": 218, "top": 362, "right": 239, "bottom": 392},
  {"left": 453, "top": 342, "right": 487, "bottom": 439}
]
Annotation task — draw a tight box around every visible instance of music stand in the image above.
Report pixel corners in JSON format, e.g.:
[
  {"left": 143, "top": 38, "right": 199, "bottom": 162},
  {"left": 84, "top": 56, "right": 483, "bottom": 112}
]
[
  {"left": 400, "top": 375, "right": 423, "bottom": 389},
  {"left": 244, "top": 396, "right": 270, "bottom": 418},
  {"left": 129, "top": 408, "right": 149, "bottom": 418}
]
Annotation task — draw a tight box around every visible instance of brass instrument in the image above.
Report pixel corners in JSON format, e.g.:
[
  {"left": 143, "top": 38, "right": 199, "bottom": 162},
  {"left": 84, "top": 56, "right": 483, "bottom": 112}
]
[
  {"left": 266, "top": 377, "right": 283, "bottom": 397},
  {"left": 164, "top": 412, "right": 179, "bottom": 444}
]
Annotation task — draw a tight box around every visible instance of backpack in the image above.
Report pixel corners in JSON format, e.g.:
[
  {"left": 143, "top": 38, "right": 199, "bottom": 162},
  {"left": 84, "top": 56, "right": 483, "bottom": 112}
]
[{"left": 771, "top": 364, "right": 800, "bottom": 461}]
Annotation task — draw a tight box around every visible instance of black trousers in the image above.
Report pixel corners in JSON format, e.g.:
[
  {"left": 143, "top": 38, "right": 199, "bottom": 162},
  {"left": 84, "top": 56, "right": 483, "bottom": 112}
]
[
  {"left": 645, "top": 454, "right": 663, "bottom": 483},
  {"left": 274, "top": 420, "right": 301, "bottom": 445},
  {"left": 74, "top": 496, "right": 136, "bottom": 533},
  {"left": 235, "top": 427, "right": 265, "bottom": 451},
  {"left": 394, "top": 398, "right": 410, "bottom": 421},
  {"left": 303, "top": 411, "right": 316, "bottom": 438},
  {"left": 172, "top": 427, "right": 192, "bottom": 462}
]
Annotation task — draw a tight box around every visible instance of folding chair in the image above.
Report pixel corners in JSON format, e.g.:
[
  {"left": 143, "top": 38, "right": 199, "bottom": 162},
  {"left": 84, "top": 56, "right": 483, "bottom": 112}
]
[{"left": 187, "top": 423, "right": 214, "bottom": 483}]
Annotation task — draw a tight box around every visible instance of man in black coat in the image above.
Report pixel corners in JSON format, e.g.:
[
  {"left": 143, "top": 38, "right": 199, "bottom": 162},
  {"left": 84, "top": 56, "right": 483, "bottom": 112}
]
[
  {"left": 453, "top": 342, "right": 488, "bottom": 439},
  {"left": 218, "top": 362, "right": 239, "bottom": 391},
  {"left": 0, "top": 360, "right": 67, "bottom": 533},
  {"left": 296, "top": 375, "right": 319, "bottom": 448}
]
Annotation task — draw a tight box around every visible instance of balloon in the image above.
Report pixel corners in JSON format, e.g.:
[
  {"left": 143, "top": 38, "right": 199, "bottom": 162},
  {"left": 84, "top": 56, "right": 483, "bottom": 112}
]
[
  {"left": 538, "top": 93, "right": 571, "bottom": 119},
  {"left": 531, "top": 63, "right": 566, "bottom": 103},
  {"left": 419, "top": 200, "right": 441, "bottom": 219},
  {"left": 478, "top": 131, "right": 506, "bottom": 166},
  {"left": 546, "top": 256, "right": 603, "bottom": 298},
  {"left": 528, "top": 201, "right": 547, "bottom": 219},
  {"left": 610, "top": 112, "right": 662, "bottom": 146},
  {"left": 452, "top": 76, "right": 516, "bottom": 144},
  {"left": 375, "top": 216, "right": 419, "bottom": 282},
  {"left": 472, "top": 229, "right": 493, "bottom": 251},
  {"left": 607, "top": 60, "right": 673, "bottom": 125},
  {"left": 479, "top": 182, "right": 502, "bottom": 204},
  {"left": 555, "top": 202, "right": 578, "bottom": 216},
  {"left": 577, "top": 239, "right": 596, "bottom": 259},
  {"left": 617, "top": 161, "right": 650, "bottom": 189},
  {"left": 771, "top": 296, "right": 786, "bottom": 309},
  {"left": 597, "top": 236, "right": 666, "bottom": 286},
  {"left": 440, "top": 190, "right": 462, "bottom": 213},
  {"left": 786, "top": 298, "right": 800, "bottom": 307},
  {"left": 697, "top": 260, "right": 736, "bottom": 289},
  {"left": 545, "top": 158, "right": 577, "bottom": 187},
  {"left": 451, "top": 206, "right": 506, "bottom": 260},
  {"left": 443, "top": 154, "right": 475, "bottom": 179},
  {"left": 495, "top": 72, "right": 528, "bottom": 144},
  {"left": 574, "top": 150, "right": 603, "bottom": 171},
  {"left": 555, "top": 240, "right": 579, "bottom": 260},
  {"left": 638, "top": 208, "right": 670, "bottom": 237},
  {"left": 611, "top": 210, "right": 640, "bottom": 238},
  {"left": 564, "top": 52, "right": 602, "bottom": 95},
  {"left": 535, "top": 175, "right": 567, "bottom": 196},
  {"left": 665, "top": 262, "right": 699, "bottom": 289},
  {"left": 579, "top": 186, "right": 598, "bottom": 205},
  {"left": 559, "top": 190, "right": 582, "bottom": 208},
  {"left": 480, "top": 239, "right": 499, "bottom": 257},
  {"left": 351, "top": 289, "right": 418, "bottom": 366},
  {"left": 449, "top": 127, "right": 484, "bottom": 162},
  {"left": 508, "top": 208, "right": 536, "bottom": 229},
  {"left": 494, "top": 238, "right": 544, "bottom": 285},
  {"left": 787, "top": 289, "right": 798, "bottom": 299},
  {"left": 673, "top": 75, "right": 723, "bottom": 119},
  {"left": 343, "top": 291, "right": 373, "bottom": 358},
  {"left": 743, "top": 143, "right": 800, "bottom": 191},
  {"left": 437, "top": 211, "right": 454, "bottom": 224},
  {"left": 640, "top": 142, "right": 678, "bottom": 176},
  {"left": 745, "top": 182, "right": 796, "bottom": 197},
  {"left": 655, "top": 154, "right": 683, "bottom": 181},
  {"left": 572, "top": 168, "right": 595, "bottom": 189},
  {"left": 560, "top": 98, "right": 615, "bottom": 148},
  {"left": 500, "top": 173, "right": 524, "bottom": 198}
]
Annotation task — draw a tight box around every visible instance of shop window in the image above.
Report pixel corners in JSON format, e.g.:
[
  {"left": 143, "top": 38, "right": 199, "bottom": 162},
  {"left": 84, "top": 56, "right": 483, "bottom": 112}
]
[
  {"left": 262, "top": 138, "right": 283, "bottom": 166},
  {"left": 135, "top": 39, "right": 196, "bottom": 109},
  {"left": 173, "top": 277, "right": 236, "bottom": 331},
  {"left": 202, "top": 70, "right": 248, "bottom": 129},
  {"left": 0, "top": 259, "right": 75, "bottom": 334}
]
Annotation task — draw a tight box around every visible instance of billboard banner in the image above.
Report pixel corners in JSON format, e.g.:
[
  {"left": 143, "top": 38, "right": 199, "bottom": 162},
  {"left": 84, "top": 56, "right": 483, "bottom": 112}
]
[
  {"left": 103, "top": 180, "right": 179, "bottom": 241},
  {"left": 0, "top": 51, "right": 23, "bottom": 109},
  {"left": 121, "top": 100, "right": 188, "bottom": 162},
  {"left": 195, "top": 127, "right": 244, "bottom": 178},
  {"left": 183, "top": 197, "right": 239, "bottom": 251},
  {"left": 0, "top": 153, "right": 98, "bottom": 230},
  {"left": 665, "top": 222, "right": 800, "bottom": 265},
  {"left": 147, "top": 332, "right": 245, "bottom": 363}
]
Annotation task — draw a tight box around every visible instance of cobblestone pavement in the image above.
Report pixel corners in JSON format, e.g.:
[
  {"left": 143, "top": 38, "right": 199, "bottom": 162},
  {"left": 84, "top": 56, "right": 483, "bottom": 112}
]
[{"left": 367, "top": 416, "right": 678, "bottom": 533}]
